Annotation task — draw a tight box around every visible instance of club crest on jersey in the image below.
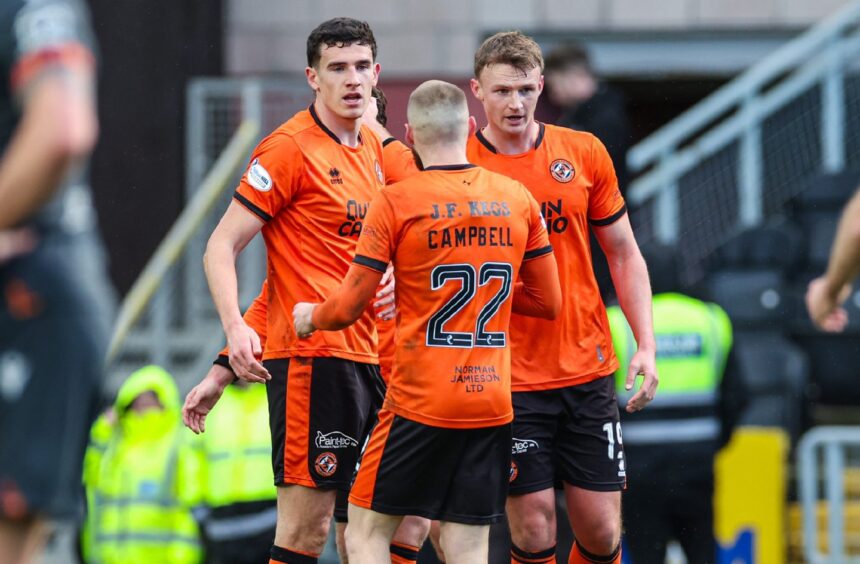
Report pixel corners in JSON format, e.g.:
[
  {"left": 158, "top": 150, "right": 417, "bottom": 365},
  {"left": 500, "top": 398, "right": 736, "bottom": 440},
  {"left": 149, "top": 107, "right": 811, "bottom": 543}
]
[
  {"left": 246, "top": 158, "right": 272, "bottom": 192},
  {"left": 512, "top": 438, "right": 539, "bottom": 455},
  {"left": 314, "top": 452, "right": 338, "bottom": 477},
  {"left": 315, "top": 430, "right": 358, "bottom": 449},
  {"left": 550, "top": 159, "right": 575, "bottom": 183},
  {"left": 375, "top": 160, "right": 384, "bottom": 184}
]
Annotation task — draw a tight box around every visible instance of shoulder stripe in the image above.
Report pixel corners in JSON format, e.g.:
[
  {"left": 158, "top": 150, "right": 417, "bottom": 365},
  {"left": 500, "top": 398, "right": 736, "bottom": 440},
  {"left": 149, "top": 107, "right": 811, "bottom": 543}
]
[
  {"left": 382, "top": 137, "right": 397, "bottom": 147},
  {"left": 589, "top": 204, "right": 627, "bottom": 227},
  {"left": 524, "top": 245, "right": 553, "bottom": 261},
  {"left": 353, "top": 254, "right": 387, "bottom": 273},
  {"left": 233, "top": 192, "right": 272, "bottom": 222}
]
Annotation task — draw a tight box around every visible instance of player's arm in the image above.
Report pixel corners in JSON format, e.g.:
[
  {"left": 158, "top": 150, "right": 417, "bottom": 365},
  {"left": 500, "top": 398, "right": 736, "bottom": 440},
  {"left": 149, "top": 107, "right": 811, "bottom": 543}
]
[
  {"left": 806, "top": 187, "right": 860, "bottom": 332},
  {"left": 512, "top": 253, "right": 562, "bottom": 319},
  {"left": 594, "top": 214, "right": 657, "bottom": 412},
  {"left": 185, "top": 280, "right": 269, "bottom": 433},
  {"left": 0, "top": 38, "right": 97, "bottom": 229},
  {"left": 204, "top": 202, "right": 270, "bottom": 383},
  {"left": 294, "top": 264, "right": 384, "bottom": 336}
]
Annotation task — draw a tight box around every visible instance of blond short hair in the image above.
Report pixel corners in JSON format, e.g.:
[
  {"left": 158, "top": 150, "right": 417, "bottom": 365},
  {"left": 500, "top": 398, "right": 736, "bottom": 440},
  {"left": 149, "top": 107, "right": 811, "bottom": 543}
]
[
  {"left": 474, "top": 31, "right": 544, "bottom": 79},
  {"left": 407, "top": 80, "right": 469, "bottom": 146}
]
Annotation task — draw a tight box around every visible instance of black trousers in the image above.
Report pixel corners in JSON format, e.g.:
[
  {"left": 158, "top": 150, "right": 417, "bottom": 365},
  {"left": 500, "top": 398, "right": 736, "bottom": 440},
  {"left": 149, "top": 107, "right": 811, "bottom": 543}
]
[{"left": 622, "top": 443, "right": 717, "bottom": 564}]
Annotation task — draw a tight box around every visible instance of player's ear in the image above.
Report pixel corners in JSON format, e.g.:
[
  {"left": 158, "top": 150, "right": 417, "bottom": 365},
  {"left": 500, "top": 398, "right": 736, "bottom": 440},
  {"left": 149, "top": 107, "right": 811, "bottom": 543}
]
[
  {"left": 372, "top": 62, "right": 381, "bottom": 86},
  {"left": 306, "top": 66, "right": 319, "bottom": 94},
  {"left": 405, "top": 124, "right": 414, "bottom": 146},
  {"left": 469, "top": 78, "right": 482, "bottom": 101},
  {"left": 537, "top": 75, "right": 545, "bottom": 95},
  {"left": 467, "top": 116, "right": 477, "bottom": 137}
]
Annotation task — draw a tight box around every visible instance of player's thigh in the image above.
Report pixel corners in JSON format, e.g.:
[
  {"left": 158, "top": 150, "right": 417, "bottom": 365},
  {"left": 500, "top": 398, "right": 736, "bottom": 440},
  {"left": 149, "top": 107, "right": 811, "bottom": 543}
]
[
  {"left": 509, "top": 389, "right": 562, "bottom": 495},
  {"left": 264, "top": 357, "right": 379, "bottom": 490},
  {"left": 556, "top": 376, "right": 626, "bottom": 493}
]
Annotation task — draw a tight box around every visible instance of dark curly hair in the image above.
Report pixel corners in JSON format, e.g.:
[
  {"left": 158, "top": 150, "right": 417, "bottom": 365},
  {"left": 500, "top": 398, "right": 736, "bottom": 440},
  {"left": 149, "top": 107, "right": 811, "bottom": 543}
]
[{"left": 306, "top": 18, "right": 377, "bottom": 68}]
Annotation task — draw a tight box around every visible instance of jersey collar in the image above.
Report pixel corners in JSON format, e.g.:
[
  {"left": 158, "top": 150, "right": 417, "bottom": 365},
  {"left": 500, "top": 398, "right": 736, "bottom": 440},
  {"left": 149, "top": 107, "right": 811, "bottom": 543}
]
[
  {"left": 423, "top": 164, "right": 477, "bottom": 171},
  {"left": 309, "top": 104, "right": 362, "bottom": 145},
  {"left": 475, "top": 122, "right": 545, "bottom": 154}
]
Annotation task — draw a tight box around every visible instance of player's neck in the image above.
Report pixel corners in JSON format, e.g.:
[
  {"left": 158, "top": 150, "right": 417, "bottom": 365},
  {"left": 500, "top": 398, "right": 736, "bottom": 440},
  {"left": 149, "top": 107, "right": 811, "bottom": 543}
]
[
  {"left": 415, "top": 145, "right": 469, "bottom": 169},
  {"left": 313, "top": 100, "right": 362, "bottom": 147},
  {"left": 482, "top": 120, "right": 540, "bottom": 155}
]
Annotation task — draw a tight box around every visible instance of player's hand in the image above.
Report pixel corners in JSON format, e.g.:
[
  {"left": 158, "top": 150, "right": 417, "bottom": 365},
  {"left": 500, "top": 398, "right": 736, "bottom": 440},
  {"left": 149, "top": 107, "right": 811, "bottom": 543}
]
[
  {"left": 226, "top": 321, "right": 270, "bottom": 383},
  {"left": 0, "top": 228, "right": 36, "bottom": 264},
  {"left": 374, "top": 264, "right": 396, "bottom": 321},
  {"left": 361, "top": 95, "right": 380, "bottom": 128},
  {"left": 624, "top": 348, "right": 658, "bottom": 413},
  {"left": 293, "top": 302, "right": 317, "bottom": 338},
  {"left": 182, "top": 364, "right": 233, "bottom": 434},
  {"left": 806, "top": 276, "right": 851, "bottom": 332}
]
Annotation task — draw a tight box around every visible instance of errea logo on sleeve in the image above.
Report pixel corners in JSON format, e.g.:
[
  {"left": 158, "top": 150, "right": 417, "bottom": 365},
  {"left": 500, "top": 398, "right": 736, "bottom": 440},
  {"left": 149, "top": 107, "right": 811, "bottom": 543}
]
[{"left": 246, "top": 158, "right": 273, "bottom": 192}]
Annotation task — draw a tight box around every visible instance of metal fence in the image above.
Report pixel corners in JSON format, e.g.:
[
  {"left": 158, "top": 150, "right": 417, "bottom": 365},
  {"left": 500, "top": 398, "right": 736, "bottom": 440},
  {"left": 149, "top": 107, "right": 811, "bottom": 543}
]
[
  {"left": 798, "top": 426, "right": 860, "bottom": 563},
  {"left": 107, "top": 77, "right": 310, "bottom": 392},
  {"left": 627, "top": 1, "right": 860, "bottom": 283}
]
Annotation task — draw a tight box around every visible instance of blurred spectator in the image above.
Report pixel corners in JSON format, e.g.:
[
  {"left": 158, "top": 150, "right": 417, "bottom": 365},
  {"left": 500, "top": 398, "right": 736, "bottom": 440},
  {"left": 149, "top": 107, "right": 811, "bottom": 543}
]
[
  {"left": 0, "top": 0, "right": 115, "bottom": 560},
  {"left": 82, "top": 366, "right": 203, "bottom": 563},
  {"left": 607, "top": 246, "right": 745, "bottom": 564},
  {"left": 806, "top": 186, "right": 860, "bottom": 332},
  {"left": 544, "top": 42, "right": 632, "bottom": 195},
  {"left": 191, "top": 364, "right": 277, "bottom": 564}
]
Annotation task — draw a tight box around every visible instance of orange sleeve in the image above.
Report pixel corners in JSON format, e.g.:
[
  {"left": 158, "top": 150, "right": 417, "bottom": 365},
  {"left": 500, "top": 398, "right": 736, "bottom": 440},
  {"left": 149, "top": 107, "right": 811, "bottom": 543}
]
[
  {"left": 215, "top": 280, "right": 268, "bottom": 367},
  {"left": 353, "top": 191, "right": 398, "bottom": 269},
  {"left": 11, "top": 42, "right": 94, "bottom": 92},
  {"left": 512, "top": 250, "right": 561, "bottom": 320},
  {"left": 586, "top": 135, "right": 627, "bottom": 226},
  {"left": 382, "top": 139, "right": 420, "bottom": 184},
  {"left": 311, "top": 265, "right": 383, "bottom": 331},
  {"left": 233, "top": 134, "right": 303, "bottom": 222}
]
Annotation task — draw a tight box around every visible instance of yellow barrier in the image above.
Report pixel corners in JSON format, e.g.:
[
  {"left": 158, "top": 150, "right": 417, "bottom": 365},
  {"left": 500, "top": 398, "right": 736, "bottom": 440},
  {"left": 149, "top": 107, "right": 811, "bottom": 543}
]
[{"left": 715, "top": 427, "right": 789, "bottom": 564}]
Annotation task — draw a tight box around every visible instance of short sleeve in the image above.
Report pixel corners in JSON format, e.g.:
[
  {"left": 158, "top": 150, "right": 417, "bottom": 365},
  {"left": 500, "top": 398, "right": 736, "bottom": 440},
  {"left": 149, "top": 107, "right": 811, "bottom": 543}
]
[
  {"left": 233, "top": 133, "right": 304, "bottom": 222},
  {"left": 10, "top": 0, "right": 96, "bottom": 92},
  {"left": 587, "top": 135, "right": 627, "bottom": 227},
  {"left": 382, "top": 139, "right": 420, "bottom": 184},
  {"left": 353, "top": 191, "right": 397, "bottom": 273},
  {"left": 522, "top": 188, "right": 553, "bottom": 262}
]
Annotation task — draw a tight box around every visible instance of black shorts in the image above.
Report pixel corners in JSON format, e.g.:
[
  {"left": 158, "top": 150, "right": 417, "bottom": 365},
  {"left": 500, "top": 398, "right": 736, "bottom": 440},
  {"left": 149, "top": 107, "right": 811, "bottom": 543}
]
[
  {"left": 509, "top": 375, "right": 626, "bottom": 495},
  {"left": 264, "top": 357, "right": 385, "bottom": 492},
  {"left": 0, "top": 235, "right": 114, "bottom": 520},
  {"left": 349, "top": 409, "right": 511, "bottom": 525}
]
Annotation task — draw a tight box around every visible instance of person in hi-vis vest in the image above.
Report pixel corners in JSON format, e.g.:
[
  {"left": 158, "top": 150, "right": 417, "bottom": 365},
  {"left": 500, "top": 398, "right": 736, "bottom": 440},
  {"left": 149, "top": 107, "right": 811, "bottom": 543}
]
[
  {"left": 607, "top": 246, "right": 745, "bottom": 564},
  {"left": 82, "top": 366, "right": 203, "bottom": 564}
]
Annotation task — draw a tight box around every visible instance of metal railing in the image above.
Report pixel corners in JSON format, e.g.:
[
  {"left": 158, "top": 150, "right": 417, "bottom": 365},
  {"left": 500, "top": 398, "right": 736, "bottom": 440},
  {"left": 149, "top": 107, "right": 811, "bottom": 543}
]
[
  {"left": 626, "top": 1, "right": 860, "bottom": 280},
  {"left": 106, "top": 77, "right": 310, "bottom": 392},
  {"left": 798, "top": 426, "right": 860, "bottom": 563}
]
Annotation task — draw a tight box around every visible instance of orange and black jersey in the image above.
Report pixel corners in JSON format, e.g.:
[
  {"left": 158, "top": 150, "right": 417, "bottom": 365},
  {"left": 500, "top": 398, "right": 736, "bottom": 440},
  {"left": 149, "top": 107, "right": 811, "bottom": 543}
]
[
  {"left": 467, "top": 123, "right": 626, "bottom": 391},
  {"left": 352, "top": 164, "right": 552, "bottom": 428},
  {"left": 234, "top": 105, "right": 385, "bottom": 363}
]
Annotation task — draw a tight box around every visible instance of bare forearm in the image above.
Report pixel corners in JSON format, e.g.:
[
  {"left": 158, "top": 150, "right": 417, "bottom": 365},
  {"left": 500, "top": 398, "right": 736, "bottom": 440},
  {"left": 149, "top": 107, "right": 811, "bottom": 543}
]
[
  {"left": 608, "top": 250, "right": 655, "bottom": 351},
  {"left": 824, "top": 189, "right": 860, "bottom": 294},
  {"left": 204, "top": 238, "right": 244, "bottom": 333}
]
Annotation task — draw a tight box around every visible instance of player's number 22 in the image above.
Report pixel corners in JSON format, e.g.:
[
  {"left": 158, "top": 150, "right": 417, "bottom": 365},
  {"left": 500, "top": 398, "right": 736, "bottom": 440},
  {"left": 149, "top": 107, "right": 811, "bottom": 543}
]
[{"left": 426, "top": 262, "right": 513, "bottom": 348}]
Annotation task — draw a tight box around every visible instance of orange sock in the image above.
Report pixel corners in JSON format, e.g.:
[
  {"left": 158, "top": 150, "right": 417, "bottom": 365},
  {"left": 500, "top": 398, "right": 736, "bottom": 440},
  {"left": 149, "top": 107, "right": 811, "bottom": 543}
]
[
  {"left": 512, "top": 543, "right": 557, "bottom": 563},
  {"left": 390, "top": 540, "right": 421, "bottom": 563},
  {"left": 568, "top": 541, "right": 620, "bottom": 564}
]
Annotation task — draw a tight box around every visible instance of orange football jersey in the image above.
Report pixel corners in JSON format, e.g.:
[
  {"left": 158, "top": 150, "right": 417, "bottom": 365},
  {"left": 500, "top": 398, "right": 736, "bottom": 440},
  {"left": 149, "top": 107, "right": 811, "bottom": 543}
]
[
  {"left": 467, "top": 124, "right": 626, "bottom": 391},
  {"left": 234, "top": 106, "right": 385, "bottom": 363},
  {"left": 353, "top": 165, "right": 552, "bottom": 428}
]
